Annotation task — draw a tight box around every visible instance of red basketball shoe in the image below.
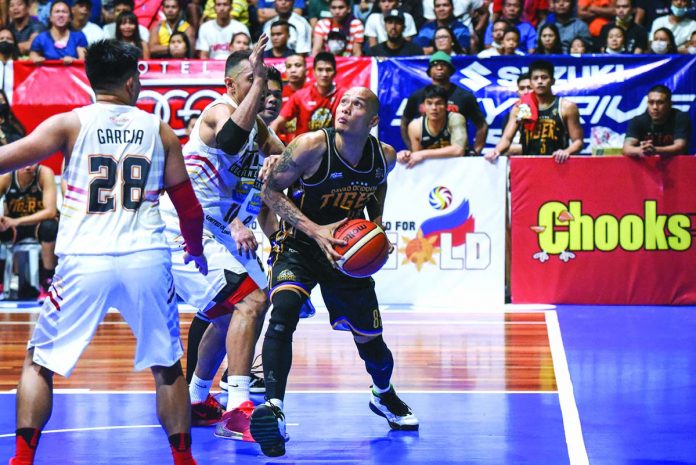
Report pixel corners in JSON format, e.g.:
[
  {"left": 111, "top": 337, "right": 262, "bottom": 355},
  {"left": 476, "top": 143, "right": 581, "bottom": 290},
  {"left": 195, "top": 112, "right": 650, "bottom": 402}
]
[
  {"left": 214, "top": 401, "right": 255, "bottom": 442},
  {"left": 191, "top": 395, "right": 224, "bottom": 426}
]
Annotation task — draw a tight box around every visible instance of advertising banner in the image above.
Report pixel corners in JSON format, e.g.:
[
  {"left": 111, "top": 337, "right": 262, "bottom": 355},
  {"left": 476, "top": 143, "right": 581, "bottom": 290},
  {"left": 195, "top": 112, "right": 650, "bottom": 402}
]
[
  {"left": 510, "top": 156, "right": 696, "bottom": 305},
  {"left": 376, "top": 55, "right": 696, "bottom": 154},
  {"left": 12, "top": 57, "right": 372, "bottom": 173},
  {"left": 374, "top": 157, "right": 507, "bottom": 307}
]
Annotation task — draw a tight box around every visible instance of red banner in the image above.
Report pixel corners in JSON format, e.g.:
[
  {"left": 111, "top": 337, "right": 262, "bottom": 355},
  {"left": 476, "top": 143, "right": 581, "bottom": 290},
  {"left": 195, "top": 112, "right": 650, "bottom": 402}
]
[
  {"left": 12, "top": 57, "right": 372, "bottom": 173},
  {"left": 510, "top": 156, "right": 696, "bottom": 305}
]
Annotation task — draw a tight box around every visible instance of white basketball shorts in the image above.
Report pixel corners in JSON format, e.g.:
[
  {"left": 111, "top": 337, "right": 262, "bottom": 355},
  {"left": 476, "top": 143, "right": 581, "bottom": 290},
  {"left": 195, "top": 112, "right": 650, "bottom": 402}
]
[{"left": 29, "top": 249, "right": 182, "bottom": 377}]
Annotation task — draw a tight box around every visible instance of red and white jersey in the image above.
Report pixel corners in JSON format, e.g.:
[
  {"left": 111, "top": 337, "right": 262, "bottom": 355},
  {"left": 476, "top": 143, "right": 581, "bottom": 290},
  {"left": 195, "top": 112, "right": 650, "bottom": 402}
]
[
  {"left": 163, "top": 94, "right": 265, "bottom": 249},
  {"left": 58, "top": 103, "right": 168, "bottom": 255}
]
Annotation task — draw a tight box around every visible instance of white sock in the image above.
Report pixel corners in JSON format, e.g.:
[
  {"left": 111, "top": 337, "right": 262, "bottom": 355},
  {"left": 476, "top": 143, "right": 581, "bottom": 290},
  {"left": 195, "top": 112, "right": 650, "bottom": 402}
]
[
  {"left": 225, "top": 375, "right": 251, "bottom": 410},
  {"left": 268, "top": 398, "right": 284, "bottom": 411},
  {"left": 189, "top": 374, "right": 213, "bottom": 403},
  {"left": 372, "top": 383, "right": 392, "bottom": 395}
]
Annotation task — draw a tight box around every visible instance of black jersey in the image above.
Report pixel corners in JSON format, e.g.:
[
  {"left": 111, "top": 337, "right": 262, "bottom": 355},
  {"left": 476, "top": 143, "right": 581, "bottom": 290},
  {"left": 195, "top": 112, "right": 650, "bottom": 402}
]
[
  {"left": 420, "top": 114, "right": 452, "bottom": 149},
  {"left": 4, "top": 167, "right": 43, "bottom": 218},
  {"left": 283, "top": 128, "right": 388, "bottom": 244},
  {"left": 521, "top": 97, "right": 568, "bottom": 156}
]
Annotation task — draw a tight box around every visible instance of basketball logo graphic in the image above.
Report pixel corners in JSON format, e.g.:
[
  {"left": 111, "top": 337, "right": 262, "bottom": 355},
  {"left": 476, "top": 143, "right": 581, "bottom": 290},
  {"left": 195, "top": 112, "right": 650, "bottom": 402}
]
[{"left": 428, "top": 186, "right": 453, "bottom": 210}]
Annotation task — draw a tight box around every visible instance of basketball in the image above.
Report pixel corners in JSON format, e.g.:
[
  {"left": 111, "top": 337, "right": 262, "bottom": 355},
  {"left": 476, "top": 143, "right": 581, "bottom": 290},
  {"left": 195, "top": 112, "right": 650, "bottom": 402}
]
[{"left": 333, "top": 219, "right": 390, "bottom": 278}]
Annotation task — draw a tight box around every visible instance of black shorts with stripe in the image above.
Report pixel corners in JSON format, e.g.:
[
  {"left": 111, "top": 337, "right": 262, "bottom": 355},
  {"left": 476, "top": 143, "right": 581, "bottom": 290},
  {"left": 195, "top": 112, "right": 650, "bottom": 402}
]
[{"left": 269, "top": 235, "right": 383, "bottom": 337}]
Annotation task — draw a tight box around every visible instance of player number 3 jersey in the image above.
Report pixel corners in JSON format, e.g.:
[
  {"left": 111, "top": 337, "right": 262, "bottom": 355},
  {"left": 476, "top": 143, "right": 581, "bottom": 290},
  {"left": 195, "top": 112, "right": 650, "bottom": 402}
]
[{"left": 57, "top": 103, "right": 168, "bottom": 255}]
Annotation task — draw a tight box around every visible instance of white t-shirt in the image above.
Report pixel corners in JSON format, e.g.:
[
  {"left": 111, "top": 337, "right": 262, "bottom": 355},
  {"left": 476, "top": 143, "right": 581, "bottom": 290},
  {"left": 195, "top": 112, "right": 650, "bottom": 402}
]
[
  {"left": 364, "top": 12, "right": 418, "bottom": 42},
  {"left": 262, "top": 12, "right": 312, "bottom": 54},
  {"left": 650, "top": 16, "right": 696, "bottom": 48},
  {"left": 196, "top": 19, "right": 250, "bottom": 59},
  {"left": 422, "top": 0, "right": 483, "bottom": 32},
  {"left": 102, "top": 22, "right": 150, "bottom": 42},
  {"left": 80, "top": 22, "right": 106, "bottom": 44}
]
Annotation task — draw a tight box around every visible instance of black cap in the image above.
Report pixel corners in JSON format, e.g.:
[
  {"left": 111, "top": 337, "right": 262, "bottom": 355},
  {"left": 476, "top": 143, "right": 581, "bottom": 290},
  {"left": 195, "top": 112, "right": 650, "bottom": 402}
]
[{"left": 384, "top": 9, "right": 405, "bottom": 23}]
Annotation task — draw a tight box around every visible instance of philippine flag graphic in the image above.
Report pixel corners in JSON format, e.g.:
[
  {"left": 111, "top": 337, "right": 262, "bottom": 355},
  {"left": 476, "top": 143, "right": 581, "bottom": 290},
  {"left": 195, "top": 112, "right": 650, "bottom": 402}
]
[{"left": 420, "top": 198, "right": 476, "bottom": 248}]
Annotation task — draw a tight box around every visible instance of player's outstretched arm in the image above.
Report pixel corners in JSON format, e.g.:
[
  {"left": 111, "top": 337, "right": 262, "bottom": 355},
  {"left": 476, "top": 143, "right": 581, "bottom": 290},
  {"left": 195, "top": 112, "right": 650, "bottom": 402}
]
[
  {"left": 161, "top": 121, "right": 207, "bottom": 275},
  {"left": 0, "top": 113, "right": 77, "bottom": 174},
  {"left": 261, "top": 131, "right": 346, "bottom": 261}
]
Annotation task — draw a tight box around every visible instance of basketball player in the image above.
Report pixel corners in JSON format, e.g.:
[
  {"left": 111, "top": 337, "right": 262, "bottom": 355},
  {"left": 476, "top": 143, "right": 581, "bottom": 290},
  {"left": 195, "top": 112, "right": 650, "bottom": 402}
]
[
  {"left": 2, "top": 40, "right": 207, "bottom": 465},
  {"left": 251, "top": 86, "right": 419, "bottom": 457},
  {"left": 160, "top": 36, "right": 286, "bottom": 442},
  {"left": 486, "top": 60, "right": 583, "bottom": 162}
]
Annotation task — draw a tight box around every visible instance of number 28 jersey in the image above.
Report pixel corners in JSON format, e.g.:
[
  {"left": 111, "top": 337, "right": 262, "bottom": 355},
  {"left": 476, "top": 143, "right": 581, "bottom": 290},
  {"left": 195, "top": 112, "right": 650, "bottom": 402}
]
[{"left": 57, "top": 103, "right": 168, "bottom": 256}]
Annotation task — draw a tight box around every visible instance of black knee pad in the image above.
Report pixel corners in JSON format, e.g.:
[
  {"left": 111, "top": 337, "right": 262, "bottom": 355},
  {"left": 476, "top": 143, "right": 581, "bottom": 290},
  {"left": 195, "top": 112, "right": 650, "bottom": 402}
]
[
  {"left": 356, "top": 335, "right": 393, "bottom": 366},
  {"left": 38, "top": 219, "right": 58, "bottom": 242},
  {"left": 265, "top": 290, "right": 303, "bottom": 343}
]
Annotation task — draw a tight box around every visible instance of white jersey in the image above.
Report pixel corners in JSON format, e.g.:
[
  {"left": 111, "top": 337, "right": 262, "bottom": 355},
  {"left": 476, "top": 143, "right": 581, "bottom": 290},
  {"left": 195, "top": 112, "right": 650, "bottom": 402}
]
[
  {"left": 58, "top": 103, "right": 168, "bottom": 256},
  {"left": 173, "top": 93, "right": 266, "bottom": 244}
]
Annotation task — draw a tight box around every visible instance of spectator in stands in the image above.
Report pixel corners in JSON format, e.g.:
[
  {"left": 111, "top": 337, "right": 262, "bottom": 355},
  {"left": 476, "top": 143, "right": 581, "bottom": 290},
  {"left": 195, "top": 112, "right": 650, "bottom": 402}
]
[
  {"left": 230, "top": 31, "right": 252, "bottom": 50},
  {"left": 401, "top": 52, "right": 489, "bottom": 155},
  {"left": 426, "top": 0, "right": 490, "bottom": 37},
  {"left": 364, "top": 0, "right": 418, "bottom": 48},
  {"left": 0, "top": 90, "right": 24, "bottom": 144},
  {"left": 415, "top": 0, "right": 473, "bottom": 54},
  {"left": 71, "top": 0, "right": 104, "bottom": 45},
  {"left": 401, "top": 0, "right": 426, "bottom": 28},
  {"left": 487, "top": 60, "right": 583, "bottom": 162},
  {"left": 480, "top": 24, "right": 527, "bottom": 54},
  {"left": 325, "top": 30, "right": 352, "bottom": 55},
  {"left": 598, "top": 0, "right": 648, "bottom": 53},
  {"left": 353, "top": 0, "right": 375, "bottom": 23},
  {"left": 650, "top": 26, "right": 679, "bottom": 51},
  {"left": 308, "top": 0, "right": 332, "bottom": 28},
  {"left": 196, "top": 0, "right": 250, "bottom": 59},
  {"left": 492, "top": 0, "right": 549, "bottom": 27},
  {"left": 29, "top": 1, "right": 87, "bottom": 64},
  {"left": 271, "top": 52, "right": 345, "bottom": 140},
  {"left": 602, "top": 24, "right": 628, "bottom": 51},
  {"left": 485, "top": 0, "right": 537, "bottom": 52},
  {"left": 649, "top": 0, "right": 696, "bottom": 51},
  {"left": 115, "top": 11, "right": 150, "bottom": 58},
  {"left": 0, "top": 28, "right": 20, "bottom": 98},
  {"left": 689, "top": 29, "right": 696, "bottom": 51},
  {"left": 432, "top": 25, "right": 467, "bottom": 54},
  {"left": 635, "top": 0, "right": 671, "bottom": 28},
  {"left": 536, "top": 23, "right": 563, "bottom": 52},
  {"left": 276, "top": 53, "right": 308, "bottom": 144},
  {"left": 367, "top": 9, "right": 424, "bottom": 55},
  {"left": 623, "top": 84, "right": 690, "bottom": 156},
  {"left": 398, "top": 85, "right": 468, "bottom": 168},
  {"left": 264, "top": 20, "right": 295, "bottom": 57},
  {"left": 257, "top": 0, "right": 305, "bottom": 25},
  {"left": 102, "top": 0, "right": 150, "bottom": 42},
  {"left": 538, "top": 0, "right": 592, "bottom": 52},
  {"left": 200, "top": 0, "right": 250, "bottom": 27},
  {"left": 0, "top": 163, "right": 58, "bottom": 297},
  {"left": 8, "top": 0, "right": 45, "bottom": 56},
  {"left": 148, "top": 0, "right": 195, "bottom": 58},
  {"left": 578, "top": 0, "right": 616, "bottom": 39},
  {"left": 313, "top": 0, "right": 365, "bottom": 56},
  {"left": 262, "top": 0, "right": 312, "bottom": 55},
  {"left": 167, "top": 30, "right": 194, "bottom": 57},
  {"left": 569, "top": 34, "right": 591, "bottom": 51},
  {"left": 479, "top": 18, "right": 508, "bottom": 54}
]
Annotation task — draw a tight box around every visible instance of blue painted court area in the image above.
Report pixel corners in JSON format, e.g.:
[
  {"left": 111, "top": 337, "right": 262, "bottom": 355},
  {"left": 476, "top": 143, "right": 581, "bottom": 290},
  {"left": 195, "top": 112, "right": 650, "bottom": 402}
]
[{"left": 0, "top": 391, "right": 568, "bottom": 464}]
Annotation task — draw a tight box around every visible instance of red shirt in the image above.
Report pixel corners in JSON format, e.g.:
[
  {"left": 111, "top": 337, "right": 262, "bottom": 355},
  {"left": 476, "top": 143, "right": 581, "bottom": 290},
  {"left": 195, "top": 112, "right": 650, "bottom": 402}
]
[
  {"left": 278, "top": 83, "right": 306, "bottom": 145},
  {"left": 280, "top": 84, "right": 345, "bottom": 140}
]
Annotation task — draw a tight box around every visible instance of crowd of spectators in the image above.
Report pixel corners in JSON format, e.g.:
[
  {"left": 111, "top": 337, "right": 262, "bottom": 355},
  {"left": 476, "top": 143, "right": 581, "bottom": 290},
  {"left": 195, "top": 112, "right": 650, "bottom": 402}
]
[{"left": 0, "top": 0, "right": 690, "bottom": 62}]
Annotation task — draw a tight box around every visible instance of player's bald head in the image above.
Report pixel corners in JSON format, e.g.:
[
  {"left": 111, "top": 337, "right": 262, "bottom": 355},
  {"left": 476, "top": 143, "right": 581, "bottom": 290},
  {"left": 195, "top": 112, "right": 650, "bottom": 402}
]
[{"left": 347, "top": 87, "right": 379, "bottom": 117}]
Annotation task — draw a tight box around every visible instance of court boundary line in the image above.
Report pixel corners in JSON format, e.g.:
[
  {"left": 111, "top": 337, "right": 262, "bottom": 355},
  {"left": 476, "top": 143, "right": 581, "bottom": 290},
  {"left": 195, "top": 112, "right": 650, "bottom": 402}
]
[
  {"left": 0, "top": 389, "right": 558, "bottom": 395},
  {"left": 545, "top": 310, "right": 589, "bottom": 465}
]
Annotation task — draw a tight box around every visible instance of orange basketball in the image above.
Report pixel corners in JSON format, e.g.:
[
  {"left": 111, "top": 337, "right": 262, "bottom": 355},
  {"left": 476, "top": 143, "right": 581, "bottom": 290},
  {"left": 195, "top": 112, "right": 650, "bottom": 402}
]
[{"left": 333, "top": 219, "right": 390, "bottom": 278}]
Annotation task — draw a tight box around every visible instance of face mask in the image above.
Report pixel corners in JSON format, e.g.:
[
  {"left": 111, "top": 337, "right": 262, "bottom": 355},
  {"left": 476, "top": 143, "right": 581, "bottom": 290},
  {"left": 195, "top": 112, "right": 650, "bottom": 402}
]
[
  {"left": 0, "top": 104, "right": 8, "bottom": 118},
  {"left": 0, "top": 41, "right": 14, "bottom": 55},
  {"left": 328, "top": 40, "right": 346, "bottom": 54},
  {"left": 671, "top": 5, "right": 688, "bottom": 16},
  {"left": 688, "top": 46, "right": 696, "bottom": 54},
  {"left": 651, "top": 40, "right": 668, "bottom": 53}
]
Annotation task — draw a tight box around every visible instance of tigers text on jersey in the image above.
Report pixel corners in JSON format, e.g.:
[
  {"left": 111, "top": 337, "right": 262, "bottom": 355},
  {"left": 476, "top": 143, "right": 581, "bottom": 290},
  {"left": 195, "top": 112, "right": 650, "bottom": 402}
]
[
  {"left": 174, "top": 94, "right": 266, "bottom": 242},
  {"left": 4, "top": 167, "right": 44, "bottom": 218},
  {"left": 57, "top": 103, "right": 168, "bottom": 255},
  {"left": 284, "top": 128, "right": 387, "bottom": 244}
]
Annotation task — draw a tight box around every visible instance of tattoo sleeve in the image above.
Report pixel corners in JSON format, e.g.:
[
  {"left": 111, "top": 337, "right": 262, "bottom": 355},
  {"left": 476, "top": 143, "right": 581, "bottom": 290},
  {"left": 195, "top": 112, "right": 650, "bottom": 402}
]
[{"left": 262, "top": 138, "right": 306, "bottom": 230}]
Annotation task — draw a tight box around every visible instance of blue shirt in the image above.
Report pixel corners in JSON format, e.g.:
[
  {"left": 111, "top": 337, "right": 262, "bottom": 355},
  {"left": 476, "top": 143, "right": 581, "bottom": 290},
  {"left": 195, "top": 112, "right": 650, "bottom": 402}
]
[
  {"left": 30, "top": 30, "right": 88, "bottom": 59},
  {"left": 484, "top": 19, "right": 537, "bottom": 52},
  {"left": 257, "top": 0, "right": 304, "bottom": 9},
  {"left": 414, "top": 20, "right": 471, "bottom": 52}
]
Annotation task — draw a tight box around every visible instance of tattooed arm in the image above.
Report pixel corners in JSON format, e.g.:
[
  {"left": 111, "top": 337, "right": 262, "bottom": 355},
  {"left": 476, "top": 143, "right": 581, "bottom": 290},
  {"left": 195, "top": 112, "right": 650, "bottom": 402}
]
[{"left": 261, "top": 131, "right": 347, "bottom": 261}]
